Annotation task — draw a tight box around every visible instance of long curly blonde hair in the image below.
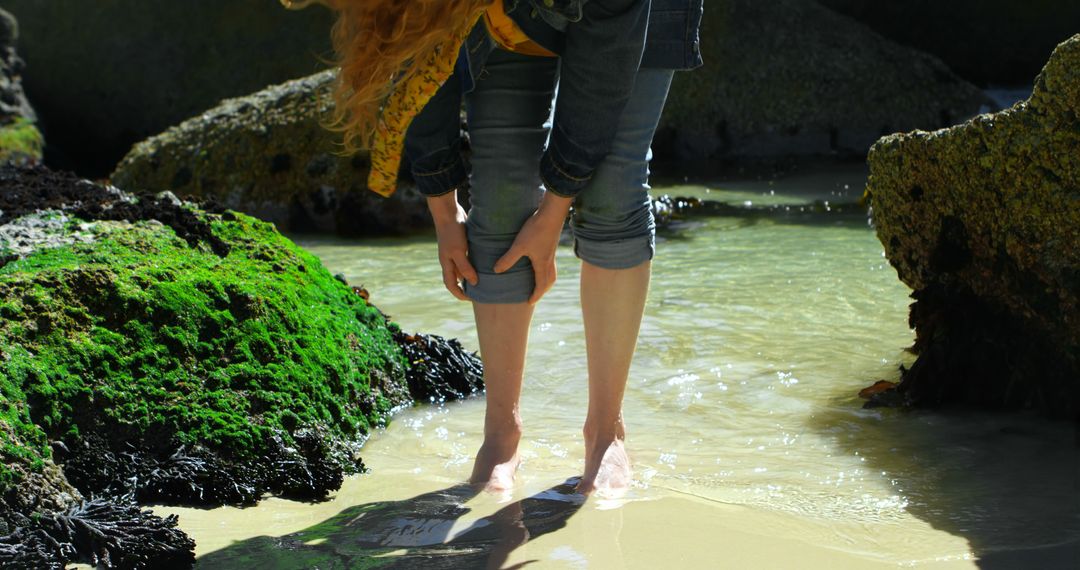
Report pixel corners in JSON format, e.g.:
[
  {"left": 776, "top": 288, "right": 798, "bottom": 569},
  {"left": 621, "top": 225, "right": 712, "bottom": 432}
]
[{"left": 286, "top": 0, "right": 493, "bottom": 155}]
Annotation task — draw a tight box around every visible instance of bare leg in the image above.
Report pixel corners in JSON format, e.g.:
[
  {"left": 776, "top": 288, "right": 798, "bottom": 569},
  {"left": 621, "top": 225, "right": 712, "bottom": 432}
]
[
  {"left": 576, "top": 259, "right": 651, "bottom": 496},
  {"left": 469, "top": 302, "right": 534, "bottom": 491}
]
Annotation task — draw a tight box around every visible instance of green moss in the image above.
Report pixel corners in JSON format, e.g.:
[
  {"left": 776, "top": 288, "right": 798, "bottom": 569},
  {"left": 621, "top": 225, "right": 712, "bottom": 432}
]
[
  {"left": 0, "top": 117, "right": 44, "bottom": 163},
  {"left": 0, "top": 209, "right": 410, "bottom": 493},
  {"left": 0, "top": 360, "right": 51, "bottom": 489}
]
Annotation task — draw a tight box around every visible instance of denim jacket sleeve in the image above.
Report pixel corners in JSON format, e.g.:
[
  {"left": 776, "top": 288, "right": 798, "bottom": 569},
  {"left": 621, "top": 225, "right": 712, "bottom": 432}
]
[
  {"left": 403, "top": 56, "right": 469, "bottom": 198},
  {"left": 539, "top": 0, "right": 650, "bottom": 198}
]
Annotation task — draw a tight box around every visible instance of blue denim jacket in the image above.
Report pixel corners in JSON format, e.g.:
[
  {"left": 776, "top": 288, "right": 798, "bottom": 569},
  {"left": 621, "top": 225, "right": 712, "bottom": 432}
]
[{"left": 404, "top": 0, "right": 703, "bottom": 198}]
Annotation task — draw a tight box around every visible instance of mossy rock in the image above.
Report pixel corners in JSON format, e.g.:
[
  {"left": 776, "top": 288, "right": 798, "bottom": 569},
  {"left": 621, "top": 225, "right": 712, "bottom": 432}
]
[
  {"left": 865, "top": 35, "right": 1080, "bottom": 417},
  {"left": 111, "top": 70, "right": 431, "bottom": 237},
  {"left": 0, "top": 8, "right": 41, "bottom": 166},
  {"left": 0, "top": 117, "right": 43, "bottom": 165},
  {"left": 658, "top": 0, "right": 988, "bottom": 159},
  {"left": 0, "top": 165, "right": 481, "bottom": 566},
  {"left": 0, "top": 165, "right": 421, "bottom": 506}
]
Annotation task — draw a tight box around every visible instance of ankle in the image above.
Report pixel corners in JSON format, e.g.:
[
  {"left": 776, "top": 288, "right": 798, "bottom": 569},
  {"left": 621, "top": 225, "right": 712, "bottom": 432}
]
[
  {"left": 482, "top": 416, "right": 523, "bottom": 450},
  {"left": 583, "top": 415, "right": 626, "bottom": 445}
]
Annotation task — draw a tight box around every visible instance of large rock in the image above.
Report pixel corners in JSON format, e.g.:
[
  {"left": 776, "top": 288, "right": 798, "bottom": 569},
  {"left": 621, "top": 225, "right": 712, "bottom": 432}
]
[
  {"left": 816, "top": 0, "right": 1080, "bottom": 87},
  {"left": 657, "top": 0, "right": 988, "bottom": 159},
  {"left": 865, "top": 35, "right": 1080, "bottom": 418},
  {"left": 111, "top": 70, "right": 431, "bottom": 236},
  {"left": 1, "top": 0, "right": 336, "bottom": 176},
  {"left": 0, "top": 164, "right": 482, "bottom": 565},
  {"left": 0, "top": 8, "right": 41, "bottom": 165}
]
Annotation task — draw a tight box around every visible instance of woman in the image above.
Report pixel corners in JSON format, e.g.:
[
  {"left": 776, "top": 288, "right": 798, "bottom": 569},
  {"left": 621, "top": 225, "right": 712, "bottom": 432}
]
[{"left": 294, "top": 0, "right": 703, "bottom": 496}]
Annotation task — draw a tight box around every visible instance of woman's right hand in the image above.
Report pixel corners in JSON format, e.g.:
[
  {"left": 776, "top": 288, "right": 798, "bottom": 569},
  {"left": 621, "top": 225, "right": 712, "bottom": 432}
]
[{"left": 428, "top": 191, "right": 478, "bottom": 301}]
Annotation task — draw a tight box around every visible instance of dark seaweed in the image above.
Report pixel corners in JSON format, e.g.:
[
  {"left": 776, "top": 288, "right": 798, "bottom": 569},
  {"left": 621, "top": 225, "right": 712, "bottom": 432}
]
[
  {"left": 395, "top": 331, "right": 484, "bottom": 405},
  {"left": 0, "top": 495, "right": 195, "bottom": 569}
]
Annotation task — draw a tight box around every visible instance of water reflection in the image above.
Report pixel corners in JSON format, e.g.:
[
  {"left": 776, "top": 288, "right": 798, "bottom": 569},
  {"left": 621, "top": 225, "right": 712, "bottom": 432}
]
[{"left": 197, "top": 480, "right": 585, "bottom": 569}]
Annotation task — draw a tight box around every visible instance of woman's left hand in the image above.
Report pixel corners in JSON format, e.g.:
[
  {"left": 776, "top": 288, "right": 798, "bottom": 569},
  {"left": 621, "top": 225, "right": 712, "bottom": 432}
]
[{"left": 494, "top": 192, "right": 574, "bottom": 304}]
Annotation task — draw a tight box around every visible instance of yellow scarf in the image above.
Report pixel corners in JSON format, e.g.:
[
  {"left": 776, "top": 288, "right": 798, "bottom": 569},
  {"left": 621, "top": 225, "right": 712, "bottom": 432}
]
[
  {"left": 367, "top": 0, "right": 555, "bottom": 197},
  {"left": 366, "top": 15, "right": 478, "bottom": 198}
]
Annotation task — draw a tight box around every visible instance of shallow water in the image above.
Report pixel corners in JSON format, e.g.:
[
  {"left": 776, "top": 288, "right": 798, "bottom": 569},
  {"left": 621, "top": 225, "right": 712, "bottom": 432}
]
[{"left": 156, "top": 164, "right": 1080, "bottom": 569}]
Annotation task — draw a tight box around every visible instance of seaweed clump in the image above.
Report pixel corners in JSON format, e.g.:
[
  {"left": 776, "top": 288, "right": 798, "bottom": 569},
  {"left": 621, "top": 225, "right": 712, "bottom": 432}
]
[
  {"left": 395, "top": 331, "right": 483, "bottom": 405},
  {"left": 0, "top": 496, "right": 194, "bottom": 569}
]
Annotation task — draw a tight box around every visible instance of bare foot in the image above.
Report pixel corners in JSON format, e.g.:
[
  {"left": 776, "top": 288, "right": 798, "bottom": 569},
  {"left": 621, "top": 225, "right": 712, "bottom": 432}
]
[
  {"left": 469, "top": 432, "right": 522, "bottom": 492},
  {"left": 576, "top": 438, "right": 632, "bottom": 497},
  {"left": 482, "top": 452, "right": 521, "bottom": 492}
]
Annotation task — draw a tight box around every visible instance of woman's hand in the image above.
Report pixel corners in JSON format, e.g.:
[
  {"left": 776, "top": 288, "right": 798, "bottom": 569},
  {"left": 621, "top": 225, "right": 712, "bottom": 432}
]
[
  {"left": 494, "top": 192, "right": 574, "bottom": 304},
  {"left": 428, "top": 192, "right": 478, "bottom": 301}
]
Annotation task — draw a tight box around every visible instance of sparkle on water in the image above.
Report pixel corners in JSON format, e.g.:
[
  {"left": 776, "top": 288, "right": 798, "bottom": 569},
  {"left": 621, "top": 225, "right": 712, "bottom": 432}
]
[{"left": 156, "top": 164, "right": 1080, "bottom": 569}]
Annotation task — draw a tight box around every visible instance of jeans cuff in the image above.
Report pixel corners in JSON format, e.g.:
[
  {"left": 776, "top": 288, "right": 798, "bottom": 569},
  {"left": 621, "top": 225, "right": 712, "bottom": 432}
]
[
  {"left": 412, "top": 157, "right": 469, "bottom": 197},
  {"left": 462, "top": 242, "right": 536, "bottom": 303},
  {"left": 573, "top": 234, "right": 655, "bottom": 269}
]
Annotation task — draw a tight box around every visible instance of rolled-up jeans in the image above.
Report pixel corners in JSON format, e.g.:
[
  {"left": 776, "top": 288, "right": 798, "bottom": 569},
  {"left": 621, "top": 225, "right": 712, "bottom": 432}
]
[{"left": 462, "top": 48, "right": 674, "bottom": 304}]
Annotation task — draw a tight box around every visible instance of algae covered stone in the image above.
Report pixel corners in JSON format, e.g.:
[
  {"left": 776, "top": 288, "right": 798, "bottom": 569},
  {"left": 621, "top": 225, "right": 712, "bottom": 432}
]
[
  {"left": 111, "top": 70, "right": 430, "bottom": 237},
  {"left": 0, "top": 117, "right": 43, "bottom": 166},
  {"left": 0, "top": 164, "right": 482, "bottom": 566},
  {"left": 0, "top": 8, "right": 41, "bottom": 166},
  {"left": 865, "top": 35, "right": 1080, "bottom": 417},
  {"left": 0, "top": 165, "right": 419, "bottom": 506}
]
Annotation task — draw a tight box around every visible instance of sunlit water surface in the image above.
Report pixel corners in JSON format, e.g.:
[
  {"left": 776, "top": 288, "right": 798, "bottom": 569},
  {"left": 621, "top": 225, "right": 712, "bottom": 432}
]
[{"left": 156, "top": 166, "right": 1080, "bottom": 569}]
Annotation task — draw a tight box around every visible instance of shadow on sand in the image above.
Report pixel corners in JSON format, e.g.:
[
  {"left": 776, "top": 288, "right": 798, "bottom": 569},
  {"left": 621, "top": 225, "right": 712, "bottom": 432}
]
[
  {"left": 196, "top": 479, "right": 586, "bottom": 569},
  {"left": 807, "top": 399, "right": 1080, "bottom": 569}
]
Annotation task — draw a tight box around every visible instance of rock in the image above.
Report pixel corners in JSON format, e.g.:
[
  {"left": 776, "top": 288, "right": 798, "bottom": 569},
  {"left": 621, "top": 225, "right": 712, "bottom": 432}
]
[
  {"left": 0, "top": 7, "right": 41, "bottom": 166},
  {"left": 0, "top": 164, "right": 483, "bottom": 566},
  {"left": 1, "top": 0, "right": 336, "bottom": 176},
  {"left": 657, "top": 0, "right": 988, "bottom": 160},
  {"left": 0, "top": 209, "right": 101, "bottom": 259},
  {"left": 154, "top": 190, "right": 181, "bottom": 207},
  {"left": 815, "top": 0, "right": 1080, "bottom": 87},
  {"left": 865, "top": 35, "right": 1080, "bottom": 418},
  {"left": 111, "top": 70, "right": 431, "bottom": 236},
  {"left": 0, "top": 117, "right": 43, "bottom": 167}
]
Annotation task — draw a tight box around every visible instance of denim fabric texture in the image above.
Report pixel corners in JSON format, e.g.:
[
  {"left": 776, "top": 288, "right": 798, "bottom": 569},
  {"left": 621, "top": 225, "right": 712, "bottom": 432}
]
[
  {"left": 404, "top": 0, "right": 702, "bottom": 198},
  {"left": 510, "top": 0, "right": 703, "bottom": 70},
  {"left": 516, "top": 0, "right": 650, "bottom": 197},
  {"left": 460, "top": 48, "right": 674, "bottom": 303}
]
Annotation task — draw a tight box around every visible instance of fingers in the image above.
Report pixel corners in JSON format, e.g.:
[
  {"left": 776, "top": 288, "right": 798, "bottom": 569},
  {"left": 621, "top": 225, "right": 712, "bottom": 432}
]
[
  {"left": 528, "top": 259, "right": 557, "bottom": 305},
  {"left": 454, "top": 253, "right": 479, "bottom": 286},
  {"left": 493, "top": 246, "right": 523, "bottom": 274},
  {"left": 440, "top": 257, "right": 470, "bottom": 301}
]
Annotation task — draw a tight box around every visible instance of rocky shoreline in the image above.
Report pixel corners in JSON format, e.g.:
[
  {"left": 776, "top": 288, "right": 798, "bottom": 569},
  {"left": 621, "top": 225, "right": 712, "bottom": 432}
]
[{"left": 0, "top": 165, "right": 483, "bottom": 568}]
